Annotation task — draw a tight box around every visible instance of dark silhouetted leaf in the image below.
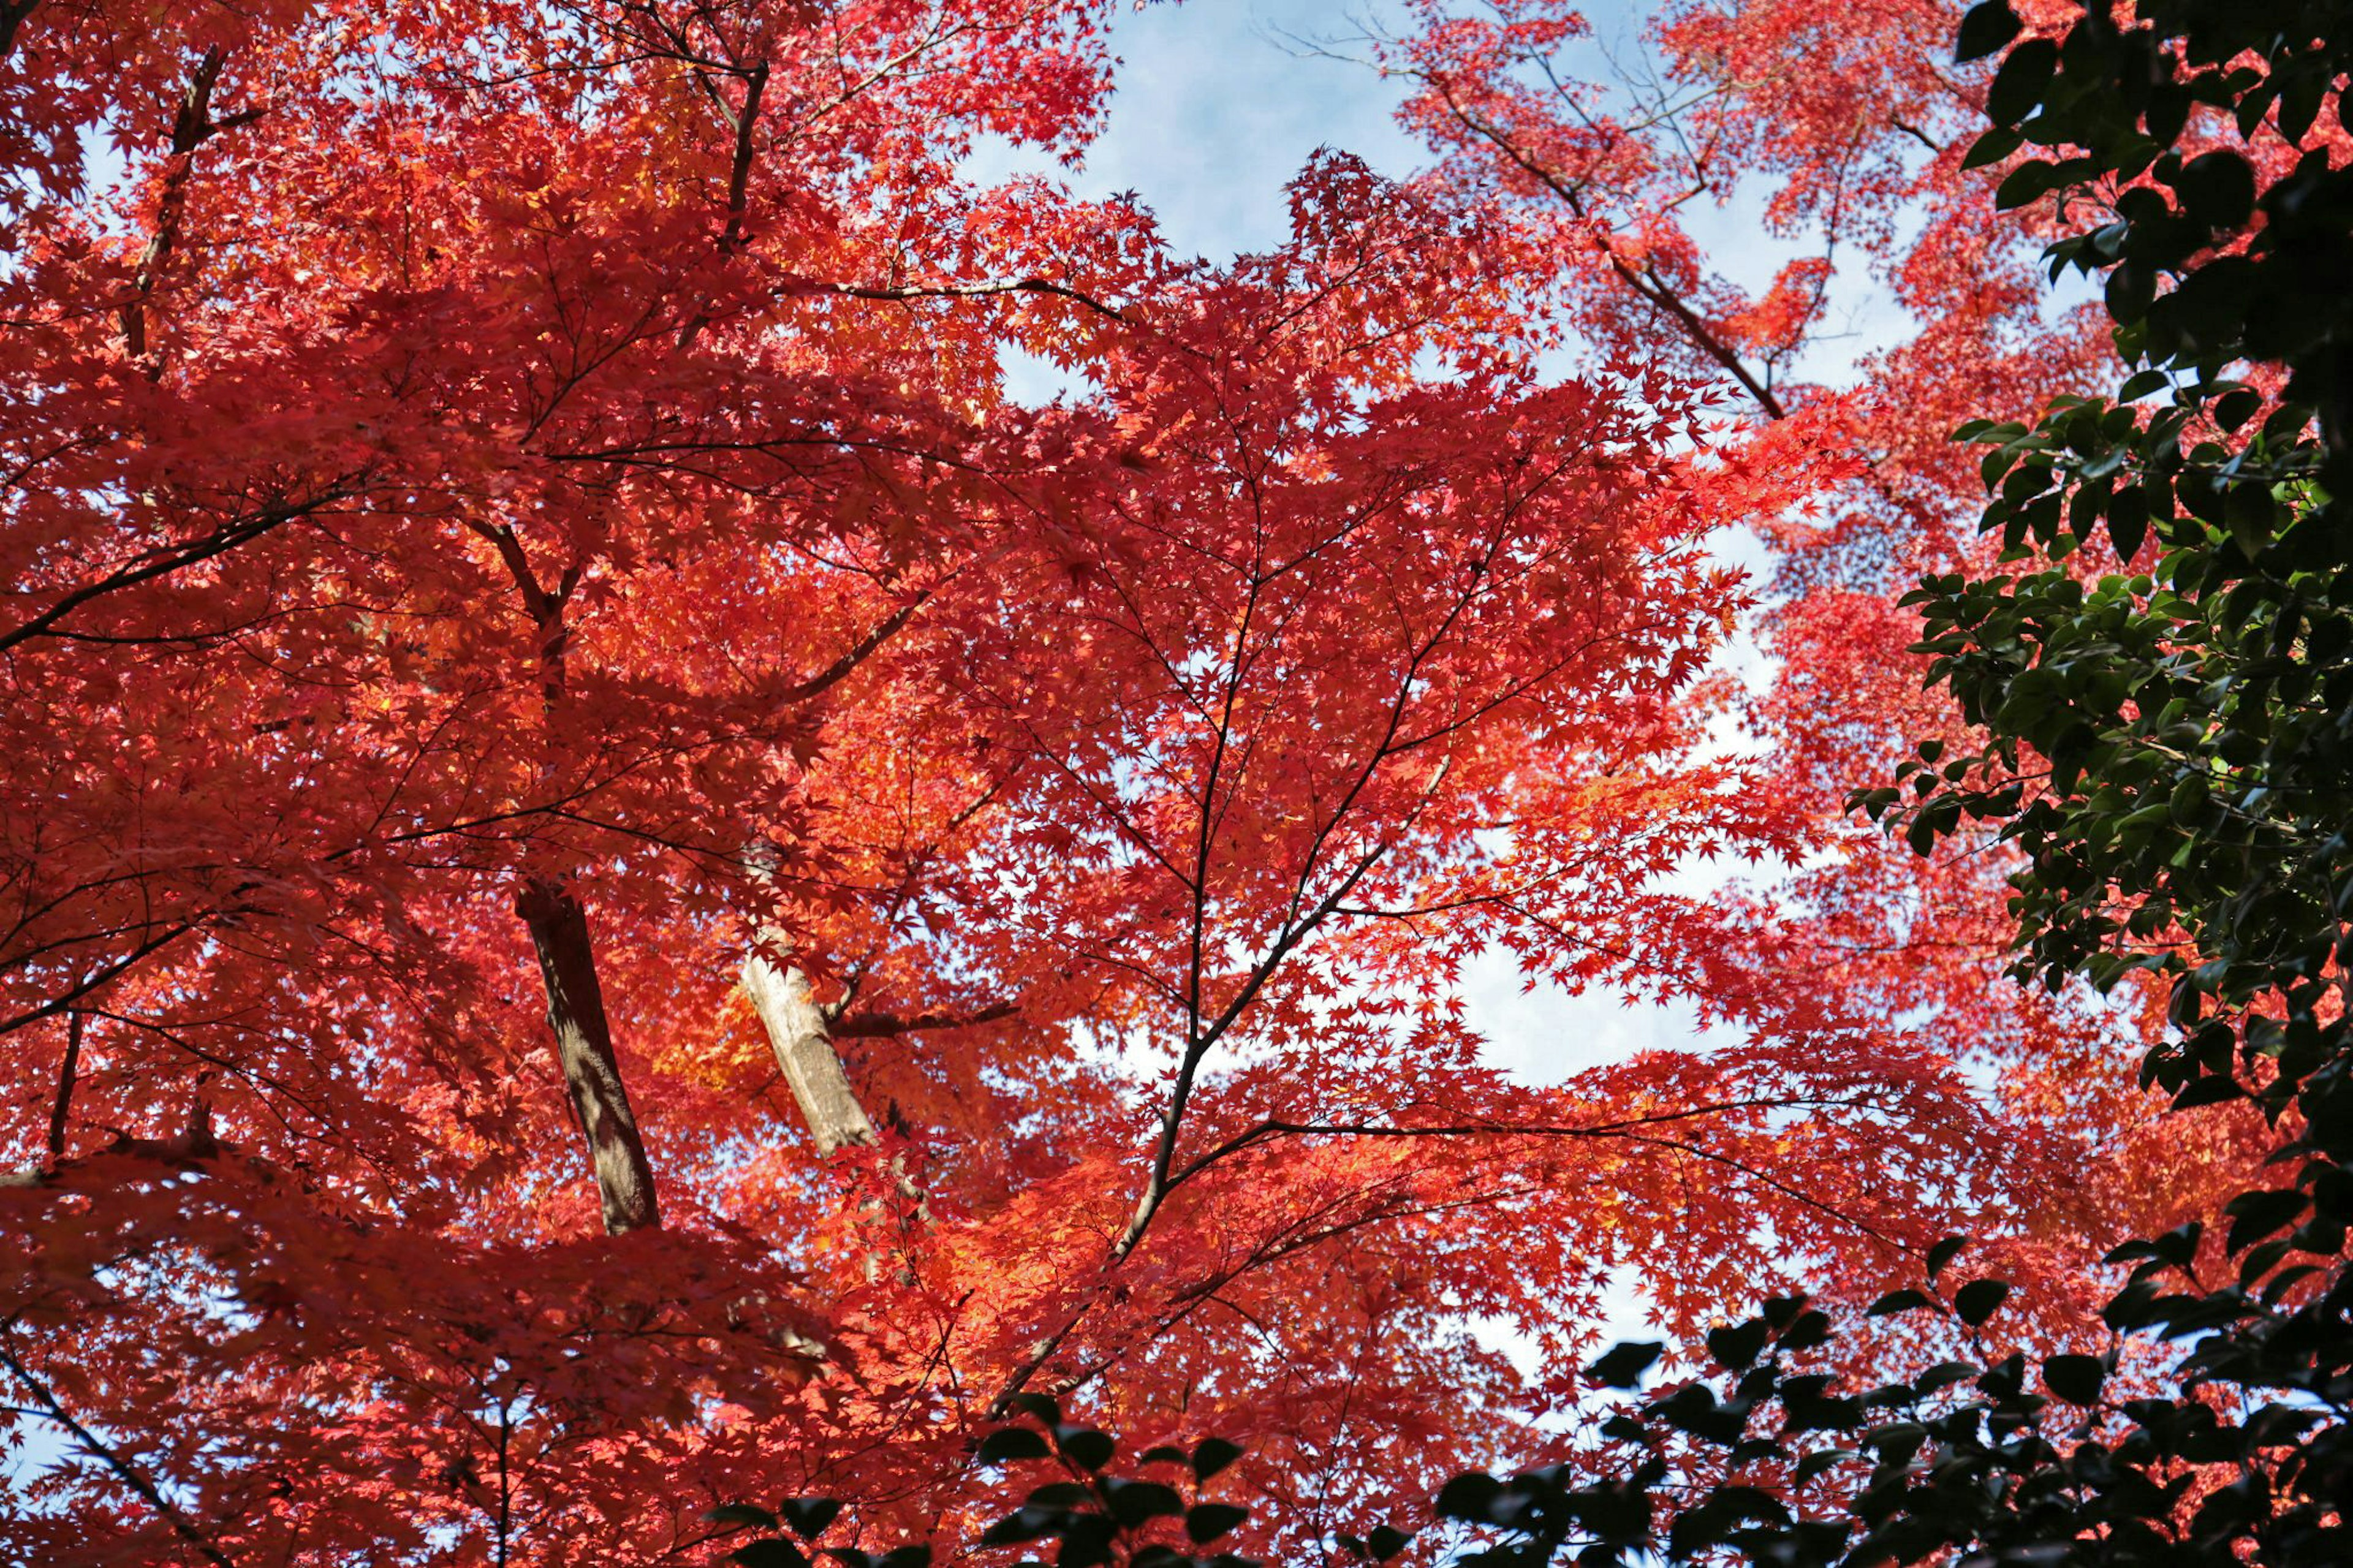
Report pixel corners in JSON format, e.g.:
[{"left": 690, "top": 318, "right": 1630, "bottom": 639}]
[
  {"left": 1954, "top": 1278, "right": 2011, "bottom": 1327},
  {"left": 1192, "top": 1437, "right": 1245, "bottom": 1481},
  {"left": 1586, "top": 1340, "right": 1665, "bottom": 1388}
]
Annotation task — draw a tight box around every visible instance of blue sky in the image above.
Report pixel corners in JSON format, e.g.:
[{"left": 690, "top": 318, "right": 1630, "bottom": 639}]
[
  {"left": 966, "top": 0, "right": 1422, "bottom": 263},
  {"left": 968, "top": 0, "right": 1917, "bottom": 382}
]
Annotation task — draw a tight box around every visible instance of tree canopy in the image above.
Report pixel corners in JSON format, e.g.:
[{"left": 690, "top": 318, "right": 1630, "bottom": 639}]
[{"left": 6, "top": 0, "right": 2343, "bottom": 1563}]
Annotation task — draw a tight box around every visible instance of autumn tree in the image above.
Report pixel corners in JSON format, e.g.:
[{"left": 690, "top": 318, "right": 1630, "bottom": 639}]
[
  {"left": 1, "top": 1, "right": 2089, "bottom": 1563},
  {"left": 870, "top": 8, "right": 2353, "bottom": 1567},
  {"left": 1360, "top": 0, "right": 2325, "bottom": 1314}
]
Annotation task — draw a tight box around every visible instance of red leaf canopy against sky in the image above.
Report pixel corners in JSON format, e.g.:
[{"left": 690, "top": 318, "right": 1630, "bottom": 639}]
[{"left": 0, "top": 0, "right": 2252, "bottom": 1561}]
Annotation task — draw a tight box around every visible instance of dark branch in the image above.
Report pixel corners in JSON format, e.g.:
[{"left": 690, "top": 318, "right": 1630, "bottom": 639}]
[
  {"left": 830, "top": 1001, "right": 1018, "bottom": 1037},
  {"left": 0, "top": 1336, "right": 235, "bottom": 1566}
]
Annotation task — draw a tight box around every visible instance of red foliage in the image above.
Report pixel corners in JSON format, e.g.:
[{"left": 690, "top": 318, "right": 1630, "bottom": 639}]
[
  {"left": 0, "top": 0, "right": 2183, "bottom": 1561},
  {"left": 1379, "top": 0, "right": 2289, "bottom": 1311}
]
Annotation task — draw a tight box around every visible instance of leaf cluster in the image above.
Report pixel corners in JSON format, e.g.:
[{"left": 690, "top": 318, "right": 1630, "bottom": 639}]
[
  {"left": 699, "top": 6, "right": 2353, "bottom": 1545},
  {"left": 965, "top": 1395, "right": 1271, "bottom": 1568},
  {"left": 712, "top": 1227, "right": 2351, "bottom": 1564},
  {"left": 1432, "top": 1235, "right": 2353, "bottom": 1567},
  {"left": 1958, "top": 0, "right": 2353, "bottom": 430},
  {"left": 1864, "top": 0, "right": 2353, "bottom": 1156}
]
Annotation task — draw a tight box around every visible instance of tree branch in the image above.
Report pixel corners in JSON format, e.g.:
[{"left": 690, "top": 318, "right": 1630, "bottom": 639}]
[
  {"left": 822, "top": 275, "right": 1133, "bottom": 324},
  {"left": 44, "top": 1010, "right": 80, "bottom": 1165},
  {"left": 0, "top": 920, "right": 198, "bottom": 1039},
  {"left": 0, "top": 1335, "right": 235, "bottom": 1566},
  {"left": 121, "top": 46, "right": 261, "bottom": 368},
  {"left": 0, "top": 496, "right": 340, "bottom": 654},
  {"left": 776, "top": 589, "right": 930, "bottom": 705},
  {"left": 1428, "top": 83, "right": 1789, "bottom": 420},
  {"left": 830, "top": 1001, "right": 1018, "bottom": 1038},
  {"left": 1162, "top": 1094, "right": 1885, "bottom": 1191}
]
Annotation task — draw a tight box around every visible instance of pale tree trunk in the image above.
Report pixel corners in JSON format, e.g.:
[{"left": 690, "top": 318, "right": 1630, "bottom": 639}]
[
  {"left": 740, "top": 951, "right": 879, "bottom": 1156},
  {"left": 517, "top": 877, "right": 661, "bottom": 1233}
]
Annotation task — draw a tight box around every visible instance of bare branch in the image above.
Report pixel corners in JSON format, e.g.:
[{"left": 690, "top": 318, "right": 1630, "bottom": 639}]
[
  {"left": 776, "top": 590, "right": 930, "bottom": 705},
  {"left": 0, "top": 494, "right": 347, "bottom": 654},
  {"left": 0, "top": 920, "right": 199, "bottom": 1039}
]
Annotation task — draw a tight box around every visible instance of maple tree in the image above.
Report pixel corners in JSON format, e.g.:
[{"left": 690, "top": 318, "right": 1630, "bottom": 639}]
[
  {"left": 0, "top": 0, "right": 2196, "bottom": 1564},
  {"left": 858, "top": 7, "right": 2353, "bottom": 1566}
]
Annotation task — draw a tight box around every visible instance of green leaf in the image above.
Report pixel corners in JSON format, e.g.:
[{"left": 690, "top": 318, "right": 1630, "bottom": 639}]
[
  {"left": 1055, "top": 1426, "right": 1115, "bottom": 1471},
  {"left": 731, "top": 1542, "right": 811, "bottom": 1568},
  {"left": 2172, "top": 150, "right": 2256, "bottom": 229},
  {"left": 779, "top": 1500, "right": 843, "bottom": 1541},
  {"left": 2215, "top": 388, "right": 2262, "bottom": 431},
  {"left": 1914, "top": 1359, "right": 1980, "bottom": 1395},
  {"left": 1004, "top": 1393, "right": 1063, "bottom": 1427},
  {"left": 1995, "top": 159, "right": 2058, "bottom": 209},
  {"left": 1985, "top": 38, "right": 2058, "bottom": 125},
  {"left": 1102, "top": 1479, "right": 1185, "bottom": 1528},
  {"left": 2227, "top": 485, "right": 2275, "bottom": 559},
  {"left": 1905, "top": 811, "right": 1940, "bottom": 856},
  {"left": 2109, "top": 487, "right": 2149, "bottom": 562},
  {"left": 1794, "top": 1448, "right": 1855, "bottom": 1487},
  {"left": 2041, "top": 1354, "right": 2106, "bottom": 1404},
  {"left": 1025, "top": 1483, "right": 1096, "bottom": 1509},
  {"left": 977, "top": 1428, "right": 1055, "bottom": 1466},
  {"left": 1435, "top": 1474, "right": 1502, "bottom": 1521},
  {"left": 1186, "top": 1504, "right": 1251, "bottom": 1544},
  {"left": 711, "top": 1505, "right": 783, "bottom": 1530},
  {"left": 2224, "top": 1188, "right": 2308, "bottom": 1253},
  {"left": 1954, "top": 1278, "right": 2012, "bottom": 1327},
  {"left": 1779, "top": 1309, "right": 1833, "bottom": 1351},
  {"left": 1926, "top": 1236, "right": 1968, "bottom": 1281},
  {"left": 1954, "top": 0, "right": 2023, "bottom": 61},
  {"left": 2173, "top": 1074, "right": 2246, "bottom": 1108},
  {"left": 1707, "top": 1319, "right": 1772, "bottom": 1371},
  {"left": 1192, "top": 1437, "right": 1245, "bottom": 1481},
  {"left": 1961, "top": 124, "right": 2024, "bottom": 170},
  {"left": 980, "top": 1508, "right": 1069, "bottom": 1547},
  {"left": 1367, "top": 1526, "right": 1415, "bottom": 1561},
  {"left": 1051, "top": 1517, "right": 1117, "bottom": 1568},
  {"left": 1868, "top": 1289, "right": 1936, "bottom": 1316}
]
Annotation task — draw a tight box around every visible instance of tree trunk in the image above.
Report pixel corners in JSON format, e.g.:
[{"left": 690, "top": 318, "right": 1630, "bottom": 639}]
[
  {"left": 45, "top": 1011, "right": 81, "bottom": 1167},
  {"left": 740, "top": 951, "right": 879, "bottom": 1156},
  {"left": 517, "top": 877, "right": 661, "bottom": 1233}
]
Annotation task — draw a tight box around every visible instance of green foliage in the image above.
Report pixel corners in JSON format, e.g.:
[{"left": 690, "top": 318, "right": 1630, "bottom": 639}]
[
  {"left": 1960, "top": 0, "right": 2353, "bottom": 429},
  {"left": 705, "top": 1401, "right": 1284, "bottom": 1568},
  {"left": 1857, "top": 0, "right": 2353, "bottom": 1173},
  {"left": 969, "top": 1399, "right": 1270, "bottom": 1568}
]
